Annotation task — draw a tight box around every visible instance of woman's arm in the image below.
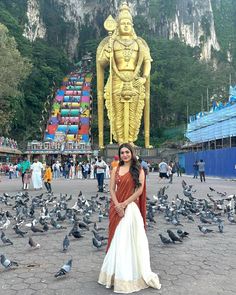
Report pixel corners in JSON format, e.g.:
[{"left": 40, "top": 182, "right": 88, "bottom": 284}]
[
  {"left": 121, "top": 169, "right": 145, "bottom": 208},
  {"left": 110, "top": 168, "right": 124, "bottom": 217}
]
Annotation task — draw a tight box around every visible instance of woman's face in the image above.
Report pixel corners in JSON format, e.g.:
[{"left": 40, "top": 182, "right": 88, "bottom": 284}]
[{"left": 120, "top": 147, "right": 132, "bottom": 163}]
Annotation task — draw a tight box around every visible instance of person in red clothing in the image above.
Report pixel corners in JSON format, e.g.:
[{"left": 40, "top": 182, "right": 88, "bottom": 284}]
[{"left": 98, "top": 143, "right": 161, "bottom": 293}]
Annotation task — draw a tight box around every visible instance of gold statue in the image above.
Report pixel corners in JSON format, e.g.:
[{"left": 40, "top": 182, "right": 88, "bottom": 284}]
[{"left": 96, "top": 2, "right": 152, "bottom": 148}]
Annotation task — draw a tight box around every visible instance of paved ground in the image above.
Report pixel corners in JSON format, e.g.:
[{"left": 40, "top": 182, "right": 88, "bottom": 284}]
[{"left": 0, "top": 173, "right": 236, "bottom": 295}]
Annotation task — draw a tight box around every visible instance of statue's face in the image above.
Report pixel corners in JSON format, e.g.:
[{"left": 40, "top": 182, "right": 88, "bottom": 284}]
[{"left": 119, "top": 18, "right": 133, "bottom": 36}]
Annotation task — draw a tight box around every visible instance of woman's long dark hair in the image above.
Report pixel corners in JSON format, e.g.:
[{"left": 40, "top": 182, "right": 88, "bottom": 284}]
[{"left": 118, "top": 143, "right": 141, "bottom": 189}]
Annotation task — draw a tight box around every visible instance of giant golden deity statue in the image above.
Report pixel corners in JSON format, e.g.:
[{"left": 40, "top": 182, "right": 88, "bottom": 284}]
[{"left": 96, "top": 2, "right": 152, "bottom": 148}]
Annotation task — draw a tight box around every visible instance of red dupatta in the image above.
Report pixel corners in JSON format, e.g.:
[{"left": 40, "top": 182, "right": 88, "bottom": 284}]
[{"left": 106, "top": 167, "right": 146, "bottom": 252}]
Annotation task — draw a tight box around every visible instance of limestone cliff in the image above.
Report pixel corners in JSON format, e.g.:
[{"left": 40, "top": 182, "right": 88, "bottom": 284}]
[{"left": 22, "top": 0, "right": 229, "bottom": 61}]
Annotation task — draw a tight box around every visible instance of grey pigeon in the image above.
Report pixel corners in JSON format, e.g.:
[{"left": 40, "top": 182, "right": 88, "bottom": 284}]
[
  {"left": 14, "top": 225, "right": 27, "bottom": 237},
  {"left": 1, "top": 232, "right": 13, "bottom": 245},
  {"left": 198, "top": 225, "right": 214, "bottom": 234},
  {"left": 200, "top": 216, "right": 212, "bottom": 224},
  {"left": 0, "top": 254, "right": 18, "bottom": 269},
  {"left": 29, "top": 236, "right": 40, "bottom": 249},
  {"left": 63, "top": 235, "right": 70, "bottom": 251},
  {"left": 55, "top": 259, "right": 72, "bottom": 278},
  {"left": 31, "top": 223, "right": 44, "bottom": 233},
  {"left": 159, "top": 234, "right": 173, "bottom": 244},
  {"left": 187, "top": 215, "right": 194, "bottom": 222},
  {"left": 167, "top": 229, "right": 182, "bottom": 243},
  {"left": 177, "top": 229, "right": 189, "bottom": 239},
  {"left": 92, "top": 237, "right": 107, "bottom": 249},
  {"left": 227, "top": 214, "right": 236, "bottom": 224}
]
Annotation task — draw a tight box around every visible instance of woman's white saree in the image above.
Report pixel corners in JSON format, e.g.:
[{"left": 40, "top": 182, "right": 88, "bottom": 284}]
[{"left": 98, "top": 202, "right": 161, "bottom": 293}]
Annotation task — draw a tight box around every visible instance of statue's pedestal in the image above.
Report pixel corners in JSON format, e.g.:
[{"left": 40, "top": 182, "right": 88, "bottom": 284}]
[{"left": 104, "top": 144, "right": 158, "bottom": 162}]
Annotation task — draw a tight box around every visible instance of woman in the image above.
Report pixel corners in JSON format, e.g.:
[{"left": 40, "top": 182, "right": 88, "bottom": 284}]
[{"left": 98, "top": 143, "right": 161, "bottom": 293}]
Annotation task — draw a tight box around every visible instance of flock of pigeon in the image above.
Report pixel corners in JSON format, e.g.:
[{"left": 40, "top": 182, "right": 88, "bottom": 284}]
[
  {"left": 0, "top": 179, "right": 235, "bottom": 279},
  {"left": 155, "top": 180, "right": 236, "bottom": 245},
  {"left": 0, "top": 190, "right": 109, "bottom": 277}
]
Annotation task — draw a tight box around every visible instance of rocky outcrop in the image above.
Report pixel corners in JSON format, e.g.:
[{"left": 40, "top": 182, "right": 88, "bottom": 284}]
[
  {"left": 22, "top": 0, "right": 220, "bottom": 60},
  {"left": 23, "top": 0, "right": 46, "bottom": 42}
]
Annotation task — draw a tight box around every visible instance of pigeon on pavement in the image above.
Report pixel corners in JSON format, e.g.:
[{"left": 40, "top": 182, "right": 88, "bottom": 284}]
[
  {"left": 0, "top": 254, "right": 18, "bottom": 269},
  {"left": 54, "top": 259, "right": 72, "bottom": 278},
  {"left": 198, "top": 225, "right": 214, "bottom": 234}
]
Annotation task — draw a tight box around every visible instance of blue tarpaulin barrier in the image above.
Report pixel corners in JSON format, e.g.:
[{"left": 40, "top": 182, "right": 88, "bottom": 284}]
[{"left": 182, "top": 147, "right": 236, "bottom": 178}]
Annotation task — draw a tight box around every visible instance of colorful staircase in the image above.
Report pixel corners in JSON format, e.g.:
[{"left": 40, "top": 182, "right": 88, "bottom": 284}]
[{"left": 44, "top": 65, "right": 92, "bottom": 147}]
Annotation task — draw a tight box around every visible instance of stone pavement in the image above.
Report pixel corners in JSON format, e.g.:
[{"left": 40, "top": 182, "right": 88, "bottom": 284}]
[{"left": 0, "top": 173, "right": 236, "bottom": 295}]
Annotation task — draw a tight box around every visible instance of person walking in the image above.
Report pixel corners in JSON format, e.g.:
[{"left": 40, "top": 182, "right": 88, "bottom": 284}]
[
  {"left": 98, "top": 143, "right": 161, "bottom": 293},
  {"left": 158, "top": 159, "right": 169, "bottom": 181},
  {"left": 198, "top": 159, "right": 206, "bottom": 182},
  {"left": 175, "top": 161, "right": 182, "bottom": 177},
  {"left": 44, "top": 163, "right": 52, "bottom": 193},
  {"left": 95, "top": 156, "right": 106, "bottom": 192},
  {"left": 193, "top": 160, "right": 199, "bottom": 179}
]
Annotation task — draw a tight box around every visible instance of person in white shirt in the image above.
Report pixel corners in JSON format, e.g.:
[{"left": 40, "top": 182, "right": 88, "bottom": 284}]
[
  {"left": 95, "top": 156, "right": 106, "bottom": 192},
  {"left": 31, "top": 157, "right": 43, "bottom": 190},
  {"left": 158, "top": 160, "right": 169, "bottom": 180}
]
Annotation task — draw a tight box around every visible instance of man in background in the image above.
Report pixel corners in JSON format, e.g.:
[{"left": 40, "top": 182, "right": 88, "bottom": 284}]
[
  {"left": 95, "top": 156, "right": 106, "bottom": 192},
  {"left": 198, "top": 159, "right": 206, "bottom": 182}
]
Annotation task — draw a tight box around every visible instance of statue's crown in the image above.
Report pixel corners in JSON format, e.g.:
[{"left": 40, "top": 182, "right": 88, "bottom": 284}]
[{"left": 117, "top": 1, "right": 132, "bottom": 22}]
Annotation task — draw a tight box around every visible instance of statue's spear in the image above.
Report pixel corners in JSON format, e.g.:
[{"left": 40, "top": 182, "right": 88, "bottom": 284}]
[{"left": 104, "top": 15, "right": 117, "bottom": 145}]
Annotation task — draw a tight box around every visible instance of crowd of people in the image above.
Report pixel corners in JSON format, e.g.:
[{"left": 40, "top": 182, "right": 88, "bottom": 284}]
[
  {"left": 0, "top": 155, "right": 206, "bottom": 190},
  {"left": 0, "top": 137, "right": 18, "bottom": 149}
]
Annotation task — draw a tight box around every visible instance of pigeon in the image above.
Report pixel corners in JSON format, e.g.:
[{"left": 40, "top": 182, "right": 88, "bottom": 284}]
[
  {"left": 209, "top": 187, "right": 215, "bottom": 192},
  {"left": 187, "top": 215, "right": 195, "bottom": 222},
  {"left": 63, "top": 235, "right": 70, "bottom": 252},
  {"left": 1, "top": 231, "right": 13, "bottom": 245},
  {"left": 0, "top": 218, "right": 10, "bottom": 230},
  {"left": 200, "top": 216, "right": 212, "bottom": 224},
  {"left": 29, "top": 236, "right": 40, "bottom": 249},
  {"left": 227, "top": 214, "right": 236, "bottom": 224},
  {"left": 198, "top": 225, "right": 214, "bottom": 234},
  {"left": 13, "top": 225, "right": 27, "bottom": 237},
  {"left": 92, "top": 229, "right": 107, "bottom": 241},
  {"left": 78, "top": 221, "right": 89, "bottom": 231},
  {"left": 71, "top": 228, "right": 84, "bottom": 239},
  {"left": 31, "top": 223, "right": 44, "bottom": 233},
  {"left": 171, "top": 218, "right": 183, "bottom": 226},
  {"left": 55, "top": 259, "right": 72, "bottom": 278},
  {"left": 159, "top": 234, "right": 173, "bottom": 244},
  {"left": 92, "top": 237, "right": 107, "bottom": 249},
  {"left": 43, "top": 223, "right": 49, "bottom": 232},
  {"left": 177, "top": 229, "right": 189, "bottom": 239},
  {"left": 167, "top": 229, "right": 182, "bottom": 243},
  {"left": 51, "top": 219, "right": 66, "bottom": 230},
  {"left": 0, "top": 254, "right": 18, "bottom": 269}
]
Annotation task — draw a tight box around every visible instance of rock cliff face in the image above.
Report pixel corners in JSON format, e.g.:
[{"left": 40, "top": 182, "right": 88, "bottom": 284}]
[
  {"left": 23, "top": 0, "right": 221, "bottom": 60},
  {"left": 23, "top": 0, "right": 46, "bottom": 41}
]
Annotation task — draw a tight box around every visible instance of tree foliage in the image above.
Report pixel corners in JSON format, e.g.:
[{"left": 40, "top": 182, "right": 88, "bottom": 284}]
[{"left": 0, "top": 23, "right": 31, "bottom": 134}]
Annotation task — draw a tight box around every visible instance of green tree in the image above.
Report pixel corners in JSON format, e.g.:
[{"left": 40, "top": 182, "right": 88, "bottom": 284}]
[{"left": 0, "top": 23, "right": 31, "bottom": 134}]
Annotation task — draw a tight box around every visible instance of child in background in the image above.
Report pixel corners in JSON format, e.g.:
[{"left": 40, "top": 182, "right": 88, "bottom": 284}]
[
  {"left": 23, "top": 169, "right": 31, "bottom": 190},
  {"left": 43, "top": 163, "right": 52, "bottom": 193}
]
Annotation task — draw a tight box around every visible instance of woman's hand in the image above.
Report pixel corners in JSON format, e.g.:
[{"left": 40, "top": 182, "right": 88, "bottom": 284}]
[
  {"left": 120, "top": 200, "right": 128, "bottom": 209},
  {"left": 115, "top": 203, "right": 125, "bottom": 217}
]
